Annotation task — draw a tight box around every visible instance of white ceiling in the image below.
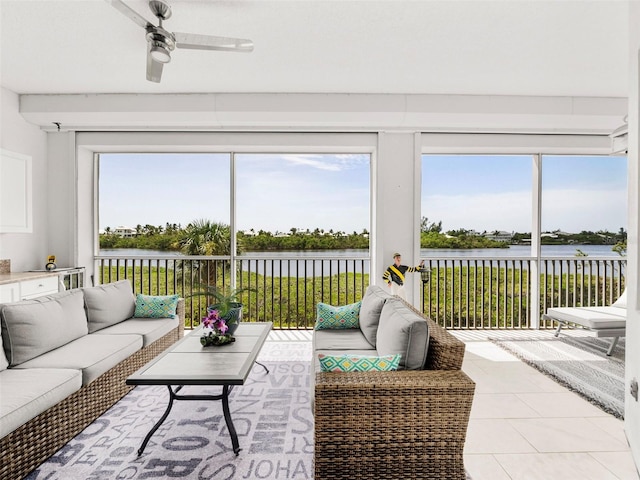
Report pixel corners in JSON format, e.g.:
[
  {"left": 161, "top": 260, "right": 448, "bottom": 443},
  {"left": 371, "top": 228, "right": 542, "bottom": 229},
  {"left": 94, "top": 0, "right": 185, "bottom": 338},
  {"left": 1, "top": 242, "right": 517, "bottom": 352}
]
[{"left": 0, "top": 0, "right": 630, "bottom": 97}]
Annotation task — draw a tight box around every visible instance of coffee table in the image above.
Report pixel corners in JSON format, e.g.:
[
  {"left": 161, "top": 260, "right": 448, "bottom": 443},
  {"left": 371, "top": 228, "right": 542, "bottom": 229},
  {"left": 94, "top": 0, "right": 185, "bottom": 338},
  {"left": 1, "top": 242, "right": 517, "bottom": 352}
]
[{"left": 126, "top": 321, "right": 272, "bottom": 456}]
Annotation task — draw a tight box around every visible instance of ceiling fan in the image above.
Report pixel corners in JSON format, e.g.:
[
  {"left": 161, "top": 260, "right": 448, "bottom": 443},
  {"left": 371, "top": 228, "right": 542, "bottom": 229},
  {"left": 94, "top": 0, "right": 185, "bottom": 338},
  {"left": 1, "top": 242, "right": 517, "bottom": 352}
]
[{"left": 106, "top": 0, "right": 254, "bottom": 83}]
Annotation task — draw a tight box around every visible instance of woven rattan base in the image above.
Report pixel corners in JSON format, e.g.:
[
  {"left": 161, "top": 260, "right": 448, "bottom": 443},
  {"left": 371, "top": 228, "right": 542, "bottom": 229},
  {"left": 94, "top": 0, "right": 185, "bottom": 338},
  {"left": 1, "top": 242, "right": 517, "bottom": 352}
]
[
  {"left": 313, "top": 297, "right": 475, "bottom": 480},
  {"left": 0, "top": 320, "right": 182, "bottom": 480}
]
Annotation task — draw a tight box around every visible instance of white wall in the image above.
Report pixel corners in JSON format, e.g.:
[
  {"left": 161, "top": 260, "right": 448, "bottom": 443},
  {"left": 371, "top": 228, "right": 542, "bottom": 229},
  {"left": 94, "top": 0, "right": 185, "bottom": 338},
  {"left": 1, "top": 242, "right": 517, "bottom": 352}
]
[
  {"left": 0, "top": 87, "right": 48, "bottom": 271},
  {"left": 625, "top": 1, "right": 640, "bottom": 470}
]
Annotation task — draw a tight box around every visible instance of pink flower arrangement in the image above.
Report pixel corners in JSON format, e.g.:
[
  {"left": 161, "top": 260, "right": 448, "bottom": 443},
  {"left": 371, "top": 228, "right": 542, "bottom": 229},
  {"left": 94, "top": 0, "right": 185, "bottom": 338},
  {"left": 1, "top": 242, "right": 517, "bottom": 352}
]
[{"left": 200, "top": 309, "right": 235, "bottom": 346}]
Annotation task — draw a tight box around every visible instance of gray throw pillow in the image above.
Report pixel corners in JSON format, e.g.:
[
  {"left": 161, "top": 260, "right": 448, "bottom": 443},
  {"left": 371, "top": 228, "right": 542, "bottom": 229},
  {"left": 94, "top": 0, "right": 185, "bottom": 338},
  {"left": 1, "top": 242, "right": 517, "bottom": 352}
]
[
  {"left": 84, "top": 280, "right": 135, "bottom": 333},
  {"left": 359, "top": 284, "right": 392, "bottom": 347},
  {"left": 1, "top": 289, "right": 89, "bottom": 366},
  {"left": 376, "top": 297, "right": 429, "bottom": 370}
]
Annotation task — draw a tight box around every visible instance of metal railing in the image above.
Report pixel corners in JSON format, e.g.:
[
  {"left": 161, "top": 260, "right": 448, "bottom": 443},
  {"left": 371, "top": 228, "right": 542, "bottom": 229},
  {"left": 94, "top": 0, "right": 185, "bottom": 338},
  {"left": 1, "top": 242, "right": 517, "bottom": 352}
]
[
  {"left": 95, "top": 254, "right": 369, "bottom": 329},
  {"left": 95, "top": 253, "right": 625, "bottom": 330},
  {"left": 422, "top": 256, "right": 626, "bottom": 329}
]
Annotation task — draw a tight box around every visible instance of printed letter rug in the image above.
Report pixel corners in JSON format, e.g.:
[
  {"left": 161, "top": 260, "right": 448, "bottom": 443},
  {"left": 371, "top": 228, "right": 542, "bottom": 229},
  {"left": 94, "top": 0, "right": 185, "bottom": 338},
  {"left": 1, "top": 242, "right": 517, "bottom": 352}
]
[{"left": 27, "top": 361, "right": 313, "bottom": 479}]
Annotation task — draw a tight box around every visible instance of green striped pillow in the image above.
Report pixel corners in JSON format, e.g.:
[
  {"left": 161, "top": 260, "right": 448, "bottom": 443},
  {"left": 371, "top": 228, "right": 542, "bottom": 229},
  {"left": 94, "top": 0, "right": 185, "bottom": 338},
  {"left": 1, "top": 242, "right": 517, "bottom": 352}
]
[
  {"left": 314, "top": 301, "right": 361, "bottom": 330},
  {"left": 318, "top": 353, "right": 401, "bottom": 372}
]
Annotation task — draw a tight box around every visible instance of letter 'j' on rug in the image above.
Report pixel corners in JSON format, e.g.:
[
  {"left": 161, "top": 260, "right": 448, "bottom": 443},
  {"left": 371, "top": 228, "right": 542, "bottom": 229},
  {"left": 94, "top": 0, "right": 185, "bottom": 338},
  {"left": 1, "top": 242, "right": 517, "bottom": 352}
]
[{"left": 490, "top": 334, "right": 625, "bottom": 419}]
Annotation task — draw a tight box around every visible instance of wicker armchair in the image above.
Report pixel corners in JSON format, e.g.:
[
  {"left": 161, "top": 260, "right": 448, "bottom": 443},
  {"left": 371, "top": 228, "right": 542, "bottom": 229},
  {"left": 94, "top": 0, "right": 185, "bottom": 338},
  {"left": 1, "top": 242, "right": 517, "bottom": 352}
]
[{"left": 314, "top": 300, "right": 475, "bottom": 480}]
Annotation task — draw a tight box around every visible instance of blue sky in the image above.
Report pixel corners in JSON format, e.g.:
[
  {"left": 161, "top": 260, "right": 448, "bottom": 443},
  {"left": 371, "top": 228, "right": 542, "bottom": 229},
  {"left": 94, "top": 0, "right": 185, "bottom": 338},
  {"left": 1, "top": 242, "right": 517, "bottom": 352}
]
[
  {"left": 422, "top": 154, "right": 627, "bottom": 233},
  {"left": 100, "top": 153, "right": 627, "bottom": 234},
  {"left": 99, "top": 153, "right": 370, "bottom": 233}
]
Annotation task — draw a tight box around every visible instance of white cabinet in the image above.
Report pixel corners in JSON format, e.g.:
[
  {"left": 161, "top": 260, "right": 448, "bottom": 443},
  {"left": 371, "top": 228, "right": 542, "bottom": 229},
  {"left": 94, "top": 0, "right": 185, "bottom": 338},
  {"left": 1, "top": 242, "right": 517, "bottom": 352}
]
[
  {"left": 19, "top": 277, "right": 59, "bottom": 299},
  {"left": 0, "top": 275, "right": 60, "bottom": 302},
  {"left": 0, "top": 283, "right": 20, "bottom": 303}
]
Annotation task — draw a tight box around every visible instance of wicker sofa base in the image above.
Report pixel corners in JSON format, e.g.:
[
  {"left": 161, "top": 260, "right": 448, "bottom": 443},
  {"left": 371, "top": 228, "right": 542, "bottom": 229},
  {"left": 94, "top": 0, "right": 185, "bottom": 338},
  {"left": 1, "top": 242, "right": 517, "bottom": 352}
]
[
  {"left": 314, "top": 369, "right": 475, "bottom": 480},
  {"left": 0, "top": 327, "right": 180, "bottom": 480}
]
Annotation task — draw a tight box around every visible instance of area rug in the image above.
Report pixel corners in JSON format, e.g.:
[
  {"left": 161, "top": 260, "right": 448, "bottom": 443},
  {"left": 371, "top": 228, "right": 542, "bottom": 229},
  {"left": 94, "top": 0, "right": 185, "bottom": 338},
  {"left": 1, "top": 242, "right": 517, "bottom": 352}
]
[
  {"left": 27, "top": 361, "right": 314, "bottom": 480},
  {"left": 489, "top": 335, "right": 625, "bottom": 419}
]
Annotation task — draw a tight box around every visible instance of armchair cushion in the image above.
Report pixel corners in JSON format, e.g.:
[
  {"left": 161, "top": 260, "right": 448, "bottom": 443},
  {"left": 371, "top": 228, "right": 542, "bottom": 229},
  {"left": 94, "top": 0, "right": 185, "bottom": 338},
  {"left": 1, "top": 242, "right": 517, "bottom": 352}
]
[
  {"left": 358, "top": 285, "right": 391, "bottom": 347},
  {"left": 376, "top": 297, "right": 429, "bottom": 370}
]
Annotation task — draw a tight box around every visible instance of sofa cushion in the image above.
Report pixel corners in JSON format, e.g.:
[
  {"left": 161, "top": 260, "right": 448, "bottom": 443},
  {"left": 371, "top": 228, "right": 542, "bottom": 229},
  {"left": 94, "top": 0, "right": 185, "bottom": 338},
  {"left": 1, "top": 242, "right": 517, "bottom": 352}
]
[
  {"left": 134, "top": 294, "right": 180, "bottom": 319},
  {"left": 318, "top": 353, "right": 401, "bottom": 372},
  {"left": 15, "top": 334, "right": 142, "bottom": 385},
  {"left": 1, "top": 289, "right": 88, "bottom": 366},
  {"left": 358, "top": 285, "right": 392, "bottom": 347},
  {"left": 313, "top": 329, "right": 376, "bottom": 352},
  {"left": 376, "top": 298, "right": 429, "bottom": 370},
  {"left": 94, "top": 317, "right": 178, "bottom": 347},
  {"left": 315, "top": 301, "right": 361, "bottom": 330},
  {"left": 0, "top": 368, "right": 82, "bottom": 438},
  {"left": 84, "top": 280, "right": 135, "bottom": 333}
]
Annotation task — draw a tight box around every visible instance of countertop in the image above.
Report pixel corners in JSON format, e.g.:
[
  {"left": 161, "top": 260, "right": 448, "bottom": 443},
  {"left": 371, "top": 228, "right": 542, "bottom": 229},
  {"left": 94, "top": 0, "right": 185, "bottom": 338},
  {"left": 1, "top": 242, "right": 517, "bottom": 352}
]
[{"left": 0, "top": 271, "right": 64, "bottom": 286}]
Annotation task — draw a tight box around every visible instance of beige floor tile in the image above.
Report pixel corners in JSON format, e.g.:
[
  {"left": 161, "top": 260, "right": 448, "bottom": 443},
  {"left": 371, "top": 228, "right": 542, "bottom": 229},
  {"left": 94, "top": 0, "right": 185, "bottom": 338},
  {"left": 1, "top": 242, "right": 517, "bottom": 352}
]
[
  {"left": 495, "top": 452, "right": 619, "bottom": 480},
  {"left": 463, "top": 454, "right": 511, "bottom": 480},
  {"left": 587, "top": 416, "right": 631, "bottom": 445},
  {"left": 470, "top": 393, "right": 540, "bottom": 419},
  {"left": 465, "top": 419, "right": 536, "bottom": 454},
  {"left": 517, "top": 391, "right": 611, "bottom": 418},
  {"left": 509, "top": 417, "right": 629, "bottom": 453},
  {"left": 590, "top": 452, "right": 640, "bottom": 480}
]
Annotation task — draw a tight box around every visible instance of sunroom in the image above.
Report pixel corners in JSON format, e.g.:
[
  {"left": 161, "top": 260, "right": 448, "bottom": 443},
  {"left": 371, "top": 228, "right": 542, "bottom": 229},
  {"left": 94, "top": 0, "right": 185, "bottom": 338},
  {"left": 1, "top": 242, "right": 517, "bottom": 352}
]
[{"left": 0, "top": 1, "right": 639, "bottom": 479}]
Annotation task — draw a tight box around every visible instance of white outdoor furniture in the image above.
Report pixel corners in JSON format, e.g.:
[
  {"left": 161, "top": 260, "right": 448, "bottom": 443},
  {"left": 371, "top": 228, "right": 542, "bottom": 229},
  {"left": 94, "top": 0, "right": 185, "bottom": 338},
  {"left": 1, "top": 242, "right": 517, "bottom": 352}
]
[{"left": 543, "top": 290, "right": 626, "bottom": 356}]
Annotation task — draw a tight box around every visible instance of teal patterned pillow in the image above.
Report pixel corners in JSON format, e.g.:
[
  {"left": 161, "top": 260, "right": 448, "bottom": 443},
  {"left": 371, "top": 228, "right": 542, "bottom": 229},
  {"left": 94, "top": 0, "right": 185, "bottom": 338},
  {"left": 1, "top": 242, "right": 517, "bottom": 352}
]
[
  {"left": 134, "top": 294, "right": 179, "bottom": 318},
  {"left": 315, "top": 301, "right": 361, "bottom": 330},
  {"left": 318, "top": 354, "right": 401, "bottom": 372}
]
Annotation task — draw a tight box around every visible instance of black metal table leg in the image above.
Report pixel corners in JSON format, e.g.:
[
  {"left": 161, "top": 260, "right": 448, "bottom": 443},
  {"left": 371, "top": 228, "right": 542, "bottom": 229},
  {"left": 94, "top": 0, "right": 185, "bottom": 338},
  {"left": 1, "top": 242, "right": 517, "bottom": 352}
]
[
  {"left": 138, "top": 385, "right": 182, "bottom": 456},
  {"left": 255, "top": 361, "right": 270, "bottom": 374},
  {"left": 221, "top": 384, "right": 241, "bottom": 455}
]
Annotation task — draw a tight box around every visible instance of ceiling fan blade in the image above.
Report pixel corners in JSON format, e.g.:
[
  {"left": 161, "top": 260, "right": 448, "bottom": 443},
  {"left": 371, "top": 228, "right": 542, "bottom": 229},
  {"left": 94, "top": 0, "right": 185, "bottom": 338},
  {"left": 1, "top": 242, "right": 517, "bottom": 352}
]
[
  {"left": 146, "top": 47, "right": 164, "bottom": 83},
  {"left": 105, "top": 0, "right": 153, "bottom": 29},
  {"left": 173, "top": 32, "right": 254, "bottom": 53}
]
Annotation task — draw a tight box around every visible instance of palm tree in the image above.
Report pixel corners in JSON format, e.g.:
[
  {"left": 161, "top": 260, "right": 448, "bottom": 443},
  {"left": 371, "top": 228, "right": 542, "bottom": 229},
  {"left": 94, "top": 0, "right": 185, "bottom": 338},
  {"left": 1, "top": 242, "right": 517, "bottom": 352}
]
[{"left": 178, "top": 219, "right": 231, "bottom": 291}]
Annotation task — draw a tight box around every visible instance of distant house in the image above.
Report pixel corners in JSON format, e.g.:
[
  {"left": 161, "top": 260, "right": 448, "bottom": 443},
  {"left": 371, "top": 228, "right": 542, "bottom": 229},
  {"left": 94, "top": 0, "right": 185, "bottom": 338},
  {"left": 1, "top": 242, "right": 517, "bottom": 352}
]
[
  {"left": 483, "top": 231, "right": 513, "bottom": 242},
  {"left": 114, "top": 226, "right": 136, "bottom": 238}
]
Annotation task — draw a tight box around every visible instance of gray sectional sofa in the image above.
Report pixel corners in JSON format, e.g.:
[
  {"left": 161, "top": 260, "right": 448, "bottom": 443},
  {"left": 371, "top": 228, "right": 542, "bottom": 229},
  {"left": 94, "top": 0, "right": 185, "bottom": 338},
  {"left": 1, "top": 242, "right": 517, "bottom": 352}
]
[
  {"left": 0, "top": 279, "right": 184, "bottom": 480},
  {"left": 313, "top": 285, "right": 476, "bottom": 480}
]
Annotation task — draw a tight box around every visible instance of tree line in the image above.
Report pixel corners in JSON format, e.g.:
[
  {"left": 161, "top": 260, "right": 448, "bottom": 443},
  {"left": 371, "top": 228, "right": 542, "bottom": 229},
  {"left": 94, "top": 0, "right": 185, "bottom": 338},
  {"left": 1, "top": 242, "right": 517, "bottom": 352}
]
[{"left": 99, "top": 218, "right": 627, "bottom": 254}]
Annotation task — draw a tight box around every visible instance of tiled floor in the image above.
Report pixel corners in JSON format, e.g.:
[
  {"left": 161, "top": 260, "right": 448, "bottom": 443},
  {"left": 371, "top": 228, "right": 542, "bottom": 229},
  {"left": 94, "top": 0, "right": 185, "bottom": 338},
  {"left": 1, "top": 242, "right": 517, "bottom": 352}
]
[
  {"left": 454, "top": 330, "right": 639, "bottom": 480},
  {"left": 263, "top": 328, "right": 639, "bottom": 480}
]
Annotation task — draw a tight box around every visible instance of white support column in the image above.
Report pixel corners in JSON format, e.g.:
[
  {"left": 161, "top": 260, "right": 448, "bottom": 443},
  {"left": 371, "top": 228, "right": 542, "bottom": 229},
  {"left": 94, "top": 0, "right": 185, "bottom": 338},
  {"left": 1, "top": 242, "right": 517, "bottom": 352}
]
[
  {"left": 376, "top": 131, "right": 421, "bottom": 305},
  {"left": 230, "top": 152, "right": 237, "bottom": 289},
  {"left": 530, "top": 154, "right": 542, "bottom": 329}
]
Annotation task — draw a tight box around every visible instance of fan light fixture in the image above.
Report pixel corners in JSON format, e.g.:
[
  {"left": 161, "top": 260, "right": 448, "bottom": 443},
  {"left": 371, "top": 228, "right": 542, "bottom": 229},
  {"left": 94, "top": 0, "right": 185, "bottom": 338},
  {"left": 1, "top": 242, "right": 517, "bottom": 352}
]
[{"left": 150, "top": 43, "right": 171, "bottom": 63}]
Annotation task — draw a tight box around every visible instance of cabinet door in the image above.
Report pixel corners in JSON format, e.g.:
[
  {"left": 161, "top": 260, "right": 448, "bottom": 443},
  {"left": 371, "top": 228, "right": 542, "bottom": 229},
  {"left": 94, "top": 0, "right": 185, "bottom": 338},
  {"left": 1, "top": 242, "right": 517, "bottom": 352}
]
[
  {"left": 0, "top": 149, "right": 32, "bottom": 233},
  {"left": 0, "top": 283, "right": 20, "bottom": 303}
]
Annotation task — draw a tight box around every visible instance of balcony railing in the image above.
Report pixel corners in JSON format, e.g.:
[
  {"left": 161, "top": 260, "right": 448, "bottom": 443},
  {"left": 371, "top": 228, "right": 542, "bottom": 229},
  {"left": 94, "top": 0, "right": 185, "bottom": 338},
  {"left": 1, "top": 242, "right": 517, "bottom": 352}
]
[
  {"left": 422, "top": 256, "right": 625, "bottom": 330},
  {"left": 95, "top": 253, "right": 625, "bottom": 330}
]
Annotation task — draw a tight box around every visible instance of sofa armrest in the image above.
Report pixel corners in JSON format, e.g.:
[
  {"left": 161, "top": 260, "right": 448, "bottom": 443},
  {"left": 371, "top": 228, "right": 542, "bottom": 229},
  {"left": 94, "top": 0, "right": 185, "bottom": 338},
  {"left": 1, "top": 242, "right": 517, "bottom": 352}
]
[
  {"left": 176, "top": 298, "right": 185, "bottom": 338},
  {"left": 399, "top": 298, "right": 466, "bottom": 370},
  {"left": 314, "top": 369, "right": 475, "bottom": 480}
]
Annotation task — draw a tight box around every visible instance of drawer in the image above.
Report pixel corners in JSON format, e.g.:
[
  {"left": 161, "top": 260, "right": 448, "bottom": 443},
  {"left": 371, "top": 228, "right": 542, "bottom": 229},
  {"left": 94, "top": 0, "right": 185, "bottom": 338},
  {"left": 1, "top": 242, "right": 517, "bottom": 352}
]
[{"left": 20, "top": 276, "right": 59, "bottom": 298}]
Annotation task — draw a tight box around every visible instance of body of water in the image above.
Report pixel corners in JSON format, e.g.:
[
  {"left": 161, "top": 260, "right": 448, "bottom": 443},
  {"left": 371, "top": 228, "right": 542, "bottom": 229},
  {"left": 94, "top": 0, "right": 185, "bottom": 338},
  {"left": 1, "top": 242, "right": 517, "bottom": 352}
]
[
  {"left": 99, "top": 244, "right": 622, "bottom": 259},
  {"left": 98, "top": 245, "right": 624, "bottom": 277}
]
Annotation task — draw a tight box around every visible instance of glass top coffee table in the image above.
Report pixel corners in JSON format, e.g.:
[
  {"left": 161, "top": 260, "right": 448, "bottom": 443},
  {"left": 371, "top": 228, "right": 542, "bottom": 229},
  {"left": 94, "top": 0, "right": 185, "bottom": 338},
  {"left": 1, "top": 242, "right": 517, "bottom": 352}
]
[{"left": 126, "top": 321, "right": 272, "bottom": 456}]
